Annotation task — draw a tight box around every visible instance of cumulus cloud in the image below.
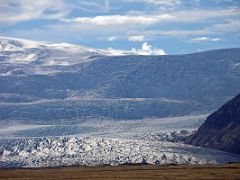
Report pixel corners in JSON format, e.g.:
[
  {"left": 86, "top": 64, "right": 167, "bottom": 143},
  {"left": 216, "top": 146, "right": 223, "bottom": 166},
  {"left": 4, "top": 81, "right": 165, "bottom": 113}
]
[
  {"left": 134, "top": 42, "right": 166, "bottom": 55},
  {"left": 108, "top": 42, "right": 166, "bottom": 55},
  {"left": 128, "top": 35, "right": 145, "bottom": 42},
  {"left": 192, "top": 37, "right": 223, "bottom": 42}
]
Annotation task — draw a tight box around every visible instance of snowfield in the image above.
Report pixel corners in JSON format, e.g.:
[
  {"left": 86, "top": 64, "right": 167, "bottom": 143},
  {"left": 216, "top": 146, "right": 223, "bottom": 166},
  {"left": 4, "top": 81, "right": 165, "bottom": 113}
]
[{"left": 1, "top": 136, "right": 240, "bottom": 168}]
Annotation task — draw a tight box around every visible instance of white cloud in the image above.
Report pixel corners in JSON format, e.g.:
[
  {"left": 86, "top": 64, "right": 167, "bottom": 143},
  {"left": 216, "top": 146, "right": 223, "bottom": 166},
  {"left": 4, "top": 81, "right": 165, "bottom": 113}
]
[
  {"left": 128, "top": 35, "right": 145, "bottom": 42},
  {"left": 1, "top": 0, "right": 239, "bottom": 41},
  {"left": 172, "top": 7, "right": 240, "bottom": 23},
  {"left": 2, "top": 0, "right": 238, "bottom": 26},
  {"left": 7, "top": 10, "right": 239, "bottom": 44},
  {"left": 74, "top": 1, "right": 106, "bottom": 13},
  {"left": 191, "top": 37, "right": 223, "bottom": 42},
  {"left": 61, "top": 7, "right": 239, "bottom": 28},
  {"left": 1, "top": 0, "right": 239, "bottom": 47},
  {"left": 107, "top": 42, "right": 166, "bottom": 55},
  {"left": 107, "top": 36, "right": 117, "bottom": 41},
  {"left": 213, "top": 0, "right": 235, "bottom": 3},
  {"left": 210, "top": 20, "right": 240, "bottom": 33},
  {"left": 136, "top": 42, "right": 166, "bottom": 55},
  {"left": 62, "top": 14, "right": 175, "bottom": 26},
  {"left": 0, "top": 0, "right": 70, "bottom": 24},
  {"left": 126, "top": 0, "right": 182, "bottom": 8},
  {"left": 127, "top": 19, "right": 240, "bottom": 37}
]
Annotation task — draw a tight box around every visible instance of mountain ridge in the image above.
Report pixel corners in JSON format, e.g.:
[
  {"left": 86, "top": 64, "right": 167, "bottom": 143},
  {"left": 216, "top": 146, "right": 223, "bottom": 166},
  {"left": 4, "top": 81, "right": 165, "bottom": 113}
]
[{"left": 0, "top": 36, "right": 240, "bottom": 126}]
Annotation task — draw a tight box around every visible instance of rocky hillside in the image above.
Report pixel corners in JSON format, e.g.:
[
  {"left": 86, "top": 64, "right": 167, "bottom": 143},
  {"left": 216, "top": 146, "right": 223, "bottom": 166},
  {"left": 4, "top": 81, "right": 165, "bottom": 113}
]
[{"left": 186, "top": 93, "right": 240, "bottom": 154}]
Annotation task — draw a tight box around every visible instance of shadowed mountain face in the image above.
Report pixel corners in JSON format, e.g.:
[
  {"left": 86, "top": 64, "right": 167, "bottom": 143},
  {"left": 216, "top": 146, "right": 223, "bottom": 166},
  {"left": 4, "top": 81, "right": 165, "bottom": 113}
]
[{"left": 186, "top": 93, "right": 240, "bottom": 154}]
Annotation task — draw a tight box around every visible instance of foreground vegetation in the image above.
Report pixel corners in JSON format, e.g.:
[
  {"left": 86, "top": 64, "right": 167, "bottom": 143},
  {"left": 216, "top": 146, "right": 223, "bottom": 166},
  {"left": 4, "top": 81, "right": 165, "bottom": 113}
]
[{"left": 0, "top": 163, "right": 239, "bottom": 179}]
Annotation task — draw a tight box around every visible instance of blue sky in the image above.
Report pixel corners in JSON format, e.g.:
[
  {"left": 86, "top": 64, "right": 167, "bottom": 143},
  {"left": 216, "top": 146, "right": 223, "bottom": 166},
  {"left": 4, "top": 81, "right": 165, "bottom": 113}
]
[{"left": 0, "top": 0, "right": 240, "bottom": 54}]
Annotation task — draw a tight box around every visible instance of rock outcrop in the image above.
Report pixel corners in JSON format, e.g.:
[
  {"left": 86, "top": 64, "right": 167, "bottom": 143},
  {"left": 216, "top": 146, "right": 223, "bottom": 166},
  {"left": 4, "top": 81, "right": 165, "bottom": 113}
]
[{"left": 186, "top": 93, "right": 240, "bottom": 154}]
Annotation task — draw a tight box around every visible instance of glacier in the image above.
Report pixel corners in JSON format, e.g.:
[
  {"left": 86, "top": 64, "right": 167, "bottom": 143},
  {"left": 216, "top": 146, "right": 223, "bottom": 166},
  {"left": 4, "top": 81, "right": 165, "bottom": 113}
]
[
  {"left": 1, "top": 136, "right": 240, "bottom": 168},
  {"left": 0, "top": 36, "right": 240, "bottom": 167}
]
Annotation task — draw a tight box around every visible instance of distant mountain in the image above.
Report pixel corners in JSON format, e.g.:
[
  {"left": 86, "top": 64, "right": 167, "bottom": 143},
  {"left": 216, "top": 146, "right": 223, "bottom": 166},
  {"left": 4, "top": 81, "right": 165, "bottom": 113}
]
[
  {"left": 186, "top": 93, "right": 240, "bottom": 154},
  {"left": 0, "top": 36, "right": 240, "bottom": 122}
]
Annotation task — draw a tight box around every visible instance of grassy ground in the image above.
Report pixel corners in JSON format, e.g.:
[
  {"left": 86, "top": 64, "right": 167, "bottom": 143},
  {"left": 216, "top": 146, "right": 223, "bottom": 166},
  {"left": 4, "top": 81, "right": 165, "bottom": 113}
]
[{"left": 0, "top": 163, "right": 240, "bottom": 179}]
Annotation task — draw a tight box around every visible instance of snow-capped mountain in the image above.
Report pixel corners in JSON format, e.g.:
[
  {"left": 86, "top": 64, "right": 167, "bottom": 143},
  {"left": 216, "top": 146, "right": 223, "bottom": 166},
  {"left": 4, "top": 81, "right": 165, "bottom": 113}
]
[
  {"left": 1, "top": 37, "right": 240, "bottom": 122},
  {"left": 0, "top": 36, "right": 240, "bottom": 167},
  {"left": 0, "top": 36, "right": 155, "bottom": 69},
  {"left": 0, "top": 36, "right": 108, "bottom": 69}
]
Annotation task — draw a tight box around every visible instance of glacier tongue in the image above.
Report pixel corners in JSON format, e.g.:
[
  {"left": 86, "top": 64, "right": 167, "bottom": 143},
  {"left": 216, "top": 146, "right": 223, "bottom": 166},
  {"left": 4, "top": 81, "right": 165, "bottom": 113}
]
[
  {"left": 1, "top": 136, "right": 240, "bottom": 168},
  {"left": 1, "top": 37, "right": 240, "bottom": 168}
]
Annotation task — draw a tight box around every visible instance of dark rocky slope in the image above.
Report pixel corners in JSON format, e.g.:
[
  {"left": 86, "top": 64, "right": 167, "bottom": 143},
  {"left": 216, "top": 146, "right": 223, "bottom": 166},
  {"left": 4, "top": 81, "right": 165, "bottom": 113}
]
[{"left": 186, "top": 93, "right": 240, "bottom": 154}]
